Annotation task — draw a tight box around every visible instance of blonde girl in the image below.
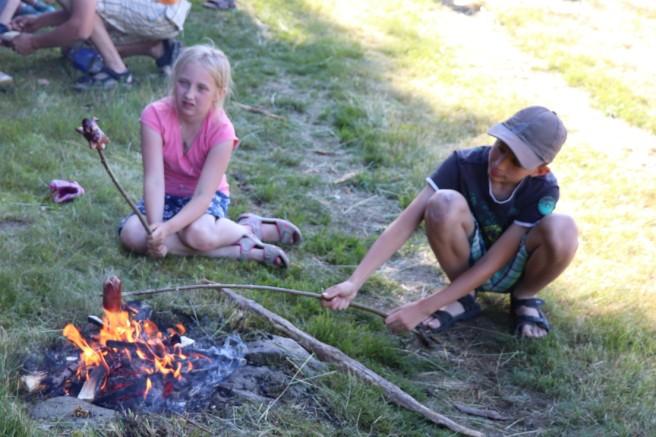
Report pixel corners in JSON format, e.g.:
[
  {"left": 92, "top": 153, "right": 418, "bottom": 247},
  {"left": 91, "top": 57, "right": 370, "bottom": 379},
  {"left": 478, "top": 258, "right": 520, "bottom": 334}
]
[{"left": 119, "top": 44, "right": 301, "bottom": 267}]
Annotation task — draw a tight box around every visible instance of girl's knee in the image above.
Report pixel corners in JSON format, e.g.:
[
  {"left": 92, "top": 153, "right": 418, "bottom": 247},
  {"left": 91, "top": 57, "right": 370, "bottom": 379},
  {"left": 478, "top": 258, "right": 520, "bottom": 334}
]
[
  {"left": 119, "top": 225, "right": 147, "bottom": 253},
  {"left": 180, "top": 222, "right": 216, "bottom": 252}
]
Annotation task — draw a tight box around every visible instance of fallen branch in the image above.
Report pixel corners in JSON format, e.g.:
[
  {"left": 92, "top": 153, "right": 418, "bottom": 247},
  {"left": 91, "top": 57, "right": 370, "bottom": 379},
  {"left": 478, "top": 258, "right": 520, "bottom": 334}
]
[
  {"left": 234, "top": 101, "right": 286, "bottom": 120},
  {"left": 218, "top": 287, "right": 483, "bottom": 437},
  {"left": 76, "top": 117, "right": 151, "bottom": 235}
]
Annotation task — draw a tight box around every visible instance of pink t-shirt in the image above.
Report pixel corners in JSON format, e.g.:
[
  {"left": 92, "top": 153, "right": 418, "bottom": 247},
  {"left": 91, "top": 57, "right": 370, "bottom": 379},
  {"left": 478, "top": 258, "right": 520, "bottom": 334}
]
[{"left": 140, "top": 97, "right": 239, "bottom": 197}]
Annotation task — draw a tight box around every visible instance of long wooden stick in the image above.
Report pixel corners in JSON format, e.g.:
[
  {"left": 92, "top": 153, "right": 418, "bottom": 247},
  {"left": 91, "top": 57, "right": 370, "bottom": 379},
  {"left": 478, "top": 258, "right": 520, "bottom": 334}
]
[
  {"left": 218, "top": 287, "right": 483, "bottom": 437},
  {"left": 123, "top": 282, "right": 387, "bottom": 318},
  {"left": 76, "top": 118, "right": 151, "bottom": 235}
]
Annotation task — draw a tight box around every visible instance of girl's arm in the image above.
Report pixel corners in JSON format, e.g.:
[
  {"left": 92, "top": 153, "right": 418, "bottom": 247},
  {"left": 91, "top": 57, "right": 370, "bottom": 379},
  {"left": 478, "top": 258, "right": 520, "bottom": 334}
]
[
  {"left": 141, "top": 124, "right": 165, "bottom": 226},
  {"left": 322, "top": 187, "right": 435, "bottom": 309},
  {"left": 385, "top": 223, "right": 527, "bottom": 331},
  {"left": 155, "top": 141, "right": 233, "bottom": 238}
]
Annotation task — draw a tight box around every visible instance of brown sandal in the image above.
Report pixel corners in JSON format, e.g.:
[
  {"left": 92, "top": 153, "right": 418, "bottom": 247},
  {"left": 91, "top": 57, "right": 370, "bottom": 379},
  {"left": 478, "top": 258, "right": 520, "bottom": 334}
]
[
  {"left": 237, "top": 213, "right": 302, "bottom": 245},
  {"left": 235, "top": 234, "right": 289, "bottom": 269}
]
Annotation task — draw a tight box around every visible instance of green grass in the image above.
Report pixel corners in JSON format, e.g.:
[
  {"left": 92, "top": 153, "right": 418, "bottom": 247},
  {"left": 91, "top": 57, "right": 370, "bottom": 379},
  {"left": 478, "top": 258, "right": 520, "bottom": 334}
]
[{"left": 1, "top": 0, "right": 656, "bottom": 435}]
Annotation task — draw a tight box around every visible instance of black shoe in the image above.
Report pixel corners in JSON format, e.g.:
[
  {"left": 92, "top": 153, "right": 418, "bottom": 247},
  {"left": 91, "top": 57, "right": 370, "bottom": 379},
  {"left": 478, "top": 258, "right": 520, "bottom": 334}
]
[
  {"left": 73, "top": 67, "right": 133, "bottom": 92},
  {"left": 155, "top": 39, "right": 181, "bottom": 76}
]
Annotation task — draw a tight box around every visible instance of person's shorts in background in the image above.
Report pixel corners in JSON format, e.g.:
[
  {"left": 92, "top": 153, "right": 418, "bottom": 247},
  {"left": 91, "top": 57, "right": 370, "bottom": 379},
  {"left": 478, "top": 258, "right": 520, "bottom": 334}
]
[
  {"left": 469, "top": 220, "right": 528, "bottom": 293},
  {"left": 118, "top": 191, "right": 230, "bottom": 234},
  {"left": 96, "top": 0, "right": 191, "bottom": 44}
]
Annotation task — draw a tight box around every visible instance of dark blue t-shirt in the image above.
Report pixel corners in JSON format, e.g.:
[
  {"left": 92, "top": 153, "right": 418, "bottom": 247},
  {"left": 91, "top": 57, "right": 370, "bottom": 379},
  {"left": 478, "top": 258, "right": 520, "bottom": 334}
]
[{"left": 427, "top": 146, "right": 559, "bottom": 249}]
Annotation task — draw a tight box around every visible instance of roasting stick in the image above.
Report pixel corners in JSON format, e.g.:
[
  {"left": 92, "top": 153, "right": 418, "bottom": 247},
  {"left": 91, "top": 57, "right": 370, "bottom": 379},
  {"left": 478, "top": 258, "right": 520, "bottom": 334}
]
[
  {"left": 123, "top": 281, "right": 434, "bottom": 347},
  {"left": 76, "top": 117, "right": 151, "bottom": 235}
]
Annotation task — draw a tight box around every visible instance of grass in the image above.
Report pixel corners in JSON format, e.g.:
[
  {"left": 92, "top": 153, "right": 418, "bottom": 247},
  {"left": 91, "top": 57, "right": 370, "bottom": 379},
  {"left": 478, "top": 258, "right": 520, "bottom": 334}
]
[{"left": 1, "top": 0, "right": 655, "bottom": 435}]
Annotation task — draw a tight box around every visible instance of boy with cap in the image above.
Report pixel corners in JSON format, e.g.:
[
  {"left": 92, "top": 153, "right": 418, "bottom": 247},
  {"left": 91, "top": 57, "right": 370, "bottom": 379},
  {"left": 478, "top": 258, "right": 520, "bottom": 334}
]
[{"left": 322, "top": 106, "right": 578, "bottom": 338}]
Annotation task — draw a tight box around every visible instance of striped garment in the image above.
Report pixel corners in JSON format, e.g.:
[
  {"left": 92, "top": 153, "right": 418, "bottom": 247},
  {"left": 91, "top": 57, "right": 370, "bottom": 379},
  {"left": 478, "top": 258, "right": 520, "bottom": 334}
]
[
  {"left": 96, "top": 0, "right": 192, "bottom": 44},
  {"left": 469, "top": 220, "right": 529, "bottom": 293}
]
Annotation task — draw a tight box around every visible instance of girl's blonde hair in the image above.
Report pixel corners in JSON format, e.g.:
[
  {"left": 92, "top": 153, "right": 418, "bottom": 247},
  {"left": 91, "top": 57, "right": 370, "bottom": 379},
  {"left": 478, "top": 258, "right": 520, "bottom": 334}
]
[{"left": 170, "top": 44, "right": 232, "bottom": 108}]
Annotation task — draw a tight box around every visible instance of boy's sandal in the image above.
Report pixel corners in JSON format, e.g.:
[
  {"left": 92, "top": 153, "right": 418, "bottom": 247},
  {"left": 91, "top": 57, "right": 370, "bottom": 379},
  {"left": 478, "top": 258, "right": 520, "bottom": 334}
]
[
  {"left": 420, "top": 293, "right": 481, "bottom": 334},
  {"left": 235, "top": 234, "right": 289, "bottom": 269},
  {"left": 237, "top": 213, "right": 303, "bottom": 245},
  {"left": 73, "top": 67, "right": 133, "bottom": 92},
  {"left": 510, "top": 297, "right": 551, "bottom": 337}
]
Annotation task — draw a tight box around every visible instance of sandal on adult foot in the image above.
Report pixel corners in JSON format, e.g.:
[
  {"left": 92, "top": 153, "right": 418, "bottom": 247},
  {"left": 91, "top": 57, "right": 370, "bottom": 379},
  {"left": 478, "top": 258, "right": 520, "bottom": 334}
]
[
  {"left": 421, "top": 294, "right": 481, "bottom": 334},
  {"left": 237, "top": 213, "right": 302, "bottom": 245},
  {"left": 511, "top": 297, "right": 550, "bottom": 338},
  {"left": 155, "top": 39, "right": 181, "bottom": 76},
  {"left": 73, "top": 67, "right": 133, "bottom": 92},
  {"left": 235, "top": 234, "right": 289, "bottom": 269}
]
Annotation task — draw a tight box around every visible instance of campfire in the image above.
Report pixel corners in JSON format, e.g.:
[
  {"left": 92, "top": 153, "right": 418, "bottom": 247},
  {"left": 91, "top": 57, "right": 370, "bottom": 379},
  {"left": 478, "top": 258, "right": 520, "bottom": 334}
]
[{"left": 24, "top": 276, "right": 246, "bottom": 413}]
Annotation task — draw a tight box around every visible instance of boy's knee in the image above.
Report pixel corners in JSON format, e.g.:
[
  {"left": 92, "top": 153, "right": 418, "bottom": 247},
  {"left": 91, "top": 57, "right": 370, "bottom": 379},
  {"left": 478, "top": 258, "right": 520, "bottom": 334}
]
[
  {"left": 424, "top": 190, "right": 469, "bottom": 225},
  {"left": 538, "top": 214, "right": 578, "bottom": 258}
]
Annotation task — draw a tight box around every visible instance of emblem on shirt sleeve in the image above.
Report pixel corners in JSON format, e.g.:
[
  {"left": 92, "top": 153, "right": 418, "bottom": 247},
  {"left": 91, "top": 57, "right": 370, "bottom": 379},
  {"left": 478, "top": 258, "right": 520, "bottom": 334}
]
[{"left": 537, "top": 196, "right": 556, "bottom": 215}]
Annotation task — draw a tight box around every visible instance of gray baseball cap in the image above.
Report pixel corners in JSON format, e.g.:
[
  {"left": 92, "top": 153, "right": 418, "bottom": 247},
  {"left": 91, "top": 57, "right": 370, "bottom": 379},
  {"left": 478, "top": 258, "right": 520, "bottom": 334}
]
[{"left": 488, "top": 106, "right": 567, "bottom": 169}]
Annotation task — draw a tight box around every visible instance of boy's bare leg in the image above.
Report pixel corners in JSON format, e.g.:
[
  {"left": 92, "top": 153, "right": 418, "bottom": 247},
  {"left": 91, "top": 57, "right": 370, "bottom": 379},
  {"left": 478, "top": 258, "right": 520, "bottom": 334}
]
[
  {"left": 422, "top": 190, "right": 476, "bottom": 329},
  {"left": 511, "top": 213, "right": 578, "bottom": 337}
]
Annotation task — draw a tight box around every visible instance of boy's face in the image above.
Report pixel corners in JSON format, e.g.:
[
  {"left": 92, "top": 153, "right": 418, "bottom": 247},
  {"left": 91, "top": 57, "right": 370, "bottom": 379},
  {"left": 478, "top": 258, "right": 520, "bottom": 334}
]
[{"left": 488, "top": 140, "right": 548, "bottom": 184}]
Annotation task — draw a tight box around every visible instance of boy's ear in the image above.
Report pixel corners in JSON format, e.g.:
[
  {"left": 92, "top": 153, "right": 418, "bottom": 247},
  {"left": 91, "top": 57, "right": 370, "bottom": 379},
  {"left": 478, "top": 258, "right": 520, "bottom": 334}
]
[{"left": 532, "top": 165, "right": 551, "bottom": 177}]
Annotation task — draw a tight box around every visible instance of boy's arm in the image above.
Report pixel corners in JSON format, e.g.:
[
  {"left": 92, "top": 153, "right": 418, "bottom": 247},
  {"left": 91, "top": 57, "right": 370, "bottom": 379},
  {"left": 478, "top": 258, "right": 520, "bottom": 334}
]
[
  {"left": 386, "top": 223, "right": 528, "bottom": 332},
  {"left": 322, "top": 187, "right": 435, "bottom": 310}
]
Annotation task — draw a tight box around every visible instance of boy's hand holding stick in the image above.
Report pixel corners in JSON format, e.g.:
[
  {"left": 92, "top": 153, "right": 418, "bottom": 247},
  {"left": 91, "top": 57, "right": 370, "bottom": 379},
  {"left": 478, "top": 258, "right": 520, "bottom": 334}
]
[{"left": 76, "top": 117, "right": 151, "bottom": 235}]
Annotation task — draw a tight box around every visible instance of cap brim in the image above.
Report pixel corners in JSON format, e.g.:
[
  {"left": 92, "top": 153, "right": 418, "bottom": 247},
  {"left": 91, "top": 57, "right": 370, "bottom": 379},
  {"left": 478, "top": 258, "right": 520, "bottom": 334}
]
[{"left": 488, "top": 123, "right": 543, "bottom": 169}]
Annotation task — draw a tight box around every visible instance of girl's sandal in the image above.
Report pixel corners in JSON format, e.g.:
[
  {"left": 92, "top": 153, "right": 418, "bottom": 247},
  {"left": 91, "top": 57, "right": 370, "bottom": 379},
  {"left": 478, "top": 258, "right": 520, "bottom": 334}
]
[
  {"left": 237, "top": 213, "right": 303, "bottom": 245},
  {"left": 236, "top": 234, "right": 289, "bottom": 269}
]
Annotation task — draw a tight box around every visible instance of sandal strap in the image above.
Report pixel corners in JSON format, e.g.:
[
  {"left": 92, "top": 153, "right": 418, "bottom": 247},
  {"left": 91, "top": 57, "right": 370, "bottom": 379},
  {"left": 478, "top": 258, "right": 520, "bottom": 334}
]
[
  {"left": 238, "top": 213, "right": 302, "bottom": 245},
  {"left": 511, "top": 297, "right": 545, "bottom": 311}
]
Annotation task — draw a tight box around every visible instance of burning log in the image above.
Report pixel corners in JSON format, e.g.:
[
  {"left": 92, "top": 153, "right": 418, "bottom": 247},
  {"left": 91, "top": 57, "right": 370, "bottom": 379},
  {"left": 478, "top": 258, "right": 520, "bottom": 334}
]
[
  {"left": 75, "top": 117, "right": 151, "bottom": 235},
  {"left": 218, "top": 288, "right": 483, "bottom": 437},
  {"left": 78, "top": 366, "right": 107, "bottom": 401},
  {"left": 21, "top": 371, "right": 47, "bottom": 393}
]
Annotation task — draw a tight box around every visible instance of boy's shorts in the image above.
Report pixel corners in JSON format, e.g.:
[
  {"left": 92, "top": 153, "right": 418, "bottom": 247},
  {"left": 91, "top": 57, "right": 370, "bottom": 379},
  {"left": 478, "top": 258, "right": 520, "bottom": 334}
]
[
  {"left": 96, "top": 0, "right": 192, "bottom": 44},
  {"left": 118, "top": 191, "right": 230, "bottom": 234},
  {"left": 469, "top": 221, "right": 528, "bottom": 293}
]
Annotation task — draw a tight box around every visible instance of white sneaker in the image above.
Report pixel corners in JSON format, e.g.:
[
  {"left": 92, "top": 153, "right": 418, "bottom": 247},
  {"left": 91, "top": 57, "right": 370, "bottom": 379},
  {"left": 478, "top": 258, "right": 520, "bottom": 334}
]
[{"left": 0, "top": 71, "right": 13, "bottom": 86}]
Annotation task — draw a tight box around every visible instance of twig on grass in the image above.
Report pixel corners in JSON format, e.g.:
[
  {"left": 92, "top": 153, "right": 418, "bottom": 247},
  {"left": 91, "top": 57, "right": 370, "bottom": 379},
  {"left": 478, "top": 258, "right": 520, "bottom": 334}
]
[
  {"left": 218, "top": 287, "right": 483, "bottom": 437},
  {"left": 234, "top": 101, "right": 286, "bottom": 120},
  {"left": 172, "top": 411, "right": 213, "bottom": 435},
  {"left": 75, "top": 117, "right": 151, "bottom": 235}
]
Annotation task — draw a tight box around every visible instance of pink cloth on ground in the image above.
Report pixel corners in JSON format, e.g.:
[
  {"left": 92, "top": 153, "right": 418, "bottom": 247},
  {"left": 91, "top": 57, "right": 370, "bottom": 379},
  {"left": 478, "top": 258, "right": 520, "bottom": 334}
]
[
  {"left": 48, "top": 179, "right": 85, "bottom": 203},
  {"left": 140, "top": 97, "right": 239, "bottom": 197}
]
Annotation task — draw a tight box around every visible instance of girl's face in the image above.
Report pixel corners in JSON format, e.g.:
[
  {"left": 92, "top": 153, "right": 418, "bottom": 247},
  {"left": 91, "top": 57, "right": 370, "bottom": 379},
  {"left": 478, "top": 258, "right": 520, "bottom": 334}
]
[{"left": 173, "top": 61, "right": 222, "bottom": 121}]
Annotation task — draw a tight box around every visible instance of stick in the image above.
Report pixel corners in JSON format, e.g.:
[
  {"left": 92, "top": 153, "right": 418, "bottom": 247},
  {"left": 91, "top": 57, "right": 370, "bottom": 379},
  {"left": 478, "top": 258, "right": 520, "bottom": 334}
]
[
  {"left": 234, "top": 102, "right": 286, "bottom": 120},
  {"left": 123, "top": 281, "right": 433, "bottom": 346},
  {"left": 218, "top": 287, "right": 483, "bottom": 437},
  {"left": 122, "top": 282, "right": 387, "bottom": 318},
  {"left": 76, "top": 118, "right": 151, "bottom": 235}
]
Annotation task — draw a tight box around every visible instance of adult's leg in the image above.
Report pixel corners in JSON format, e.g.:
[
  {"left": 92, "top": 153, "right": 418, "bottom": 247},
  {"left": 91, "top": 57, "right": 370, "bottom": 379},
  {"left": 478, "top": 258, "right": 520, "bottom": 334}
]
[
  {"left": 0, "top": 0, "right": 21, "bottom": 25},
  {"left": 116, "top": 39, "right": 162, "bottom": 59},
  {"left": 422, "top": 190, "right": 476, "bottom": 329},
  {"left": 56, "top": 0, "right": 126, "bottom": 73},
  {"left": 512, "top": 213, "right": 578, "bottom": 338}
]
